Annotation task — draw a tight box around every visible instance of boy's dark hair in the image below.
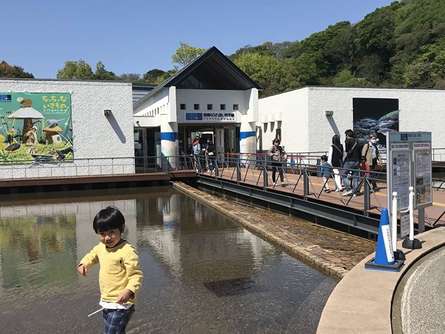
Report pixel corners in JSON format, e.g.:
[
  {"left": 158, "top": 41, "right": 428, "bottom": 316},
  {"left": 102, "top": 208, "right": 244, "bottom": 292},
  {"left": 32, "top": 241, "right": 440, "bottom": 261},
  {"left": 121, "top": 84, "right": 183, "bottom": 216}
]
[
  {"left": 93, "top": 206, "right": 125, "bottom": 233},
  {"left": 321, "top": 154, "right": 328, "bottom": 162}
]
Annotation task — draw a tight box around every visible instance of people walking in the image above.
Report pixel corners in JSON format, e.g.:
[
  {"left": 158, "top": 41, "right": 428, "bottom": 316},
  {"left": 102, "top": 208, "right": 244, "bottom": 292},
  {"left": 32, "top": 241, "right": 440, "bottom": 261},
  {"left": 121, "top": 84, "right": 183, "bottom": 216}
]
[
  {"left": 270, "top": 138, "right": 286, "bottom": 186},
  {"left": 342, "top": 129, "right": 361, "bottom": 196},
  {"left": 328, "top": 134, "right": 344, "bottom": 191},
  {"left": 361, "top": 133, "right": 381, "bottom": 191},
  {"left": 192, "top": 136, "right": 201, "bottom": 172}
]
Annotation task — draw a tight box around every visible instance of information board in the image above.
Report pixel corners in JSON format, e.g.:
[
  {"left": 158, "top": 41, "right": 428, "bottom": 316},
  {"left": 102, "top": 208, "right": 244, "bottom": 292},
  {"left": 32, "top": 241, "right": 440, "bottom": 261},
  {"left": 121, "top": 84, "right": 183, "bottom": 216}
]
[
  {"left": 413, "top": 142, "right": 433, "bottom": 207},
  {"left": 387, "top": 132, "right": 432, "bottom": 213},
  {"left": 390, "top": 144, "right": 411, "bottom": 210}
]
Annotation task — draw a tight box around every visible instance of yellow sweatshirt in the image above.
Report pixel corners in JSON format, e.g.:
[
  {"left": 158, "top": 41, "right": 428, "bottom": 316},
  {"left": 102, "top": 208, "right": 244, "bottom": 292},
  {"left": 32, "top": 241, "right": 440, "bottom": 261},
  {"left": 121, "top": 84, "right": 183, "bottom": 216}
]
[{"left": 80, "top": 241, "right": 143, "bottom": 304}]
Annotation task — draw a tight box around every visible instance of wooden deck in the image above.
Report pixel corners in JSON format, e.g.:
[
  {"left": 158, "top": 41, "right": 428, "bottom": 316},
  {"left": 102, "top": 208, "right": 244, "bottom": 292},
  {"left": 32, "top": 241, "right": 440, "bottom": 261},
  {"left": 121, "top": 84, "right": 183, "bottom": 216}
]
[
  {"left": 0, "top": 170, "right": 197, "bottom": 189},
  {"left": 201, "top": 166, "right": 445, "bottom": 227}
]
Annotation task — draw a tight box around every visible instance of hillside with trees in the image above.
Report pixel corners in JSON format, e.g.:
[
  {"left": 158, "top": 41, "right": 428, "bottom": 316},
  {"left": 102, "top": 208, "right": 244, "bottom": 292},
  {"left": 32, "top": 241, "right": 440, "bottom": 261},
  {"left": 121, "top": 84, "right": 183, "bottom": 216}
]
[{"left": 232, "top": 0, "right": 445, "bottom": 96}]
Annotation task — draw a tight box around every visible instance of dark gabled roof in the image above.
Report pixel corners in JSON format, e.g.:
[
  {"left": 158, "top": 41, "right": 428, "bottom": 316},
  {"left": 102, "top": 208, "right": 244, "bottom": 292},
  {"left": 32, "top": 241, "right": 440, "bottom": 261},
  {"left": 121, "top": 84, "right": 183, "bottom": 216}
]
[{"left": 134, "top": 46, "right": 261, "bottom": 108}]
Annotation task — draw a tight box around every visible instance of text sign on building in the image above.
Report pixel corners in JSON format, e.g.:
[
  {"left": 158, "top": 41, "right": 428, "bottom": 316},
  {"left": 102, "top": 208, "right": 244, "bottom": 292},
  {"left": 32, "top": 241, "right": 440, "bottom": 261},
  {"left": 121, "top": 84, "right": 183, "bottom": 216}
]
[{"left": 387, "top": 132, "right": 432, "bottom": 211}]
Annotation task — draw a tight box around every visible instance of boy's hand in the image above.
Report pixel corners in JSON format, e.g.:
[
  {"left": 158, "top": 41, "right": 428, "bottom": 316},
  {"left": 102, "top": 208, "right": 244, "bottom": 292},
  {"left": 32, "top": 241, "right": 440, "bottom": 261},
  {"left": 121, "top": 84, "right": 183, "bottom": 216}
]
[
  {"left": 77, "top": 264, "right": 88, "bottom": 276},
  {"left": 116, "top": 289, "right": 134, "bottom": 304}
]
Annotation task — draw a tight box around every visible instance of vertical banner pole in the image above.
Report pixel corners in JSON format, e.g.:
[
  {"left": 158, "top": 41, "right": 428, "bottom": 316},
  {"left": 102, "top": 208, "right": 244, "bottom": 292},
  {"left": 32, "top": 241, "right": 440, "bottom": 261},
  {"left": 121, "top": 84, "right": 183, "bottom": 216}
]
[
  {"left": 392, "top": 192, "right": 398, "bottom": 251},
  {"left": 409, "top": 186, "right": 414, "bottom": 241}
]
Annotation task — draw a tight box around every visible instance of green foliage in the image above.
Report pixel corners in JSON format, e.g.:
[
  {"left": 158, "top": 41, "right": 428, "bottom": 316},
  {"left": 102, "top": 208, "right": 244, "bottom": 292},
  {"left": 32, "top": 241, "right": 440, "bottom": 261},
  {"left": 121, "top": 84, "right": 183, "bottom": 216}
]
[
  {"left": 172, "top": 42, "right": 206, "bottom": 69},
  {"left": 57, "top": 60, "right": 118, "bottom": 80},
  {"left": 57, "top": 60, "right": 94, "bottom": 80},
  {"left": 142, "top": 69, "right": 171, "bottom": 84},
  {"left": 234, "top": 52, "right": 298, "bottom": 96},
  {"left": 231, "top": 0, "right": 445, "bottom": 96},
  {"left": 119, "top": 73, "right": 142, "bottom": 82},
  {"left": 0, "top": 61, "right": 33, "bottom": 78},
  {"left": 94, "top": 61, "right": 117, "bottom": 80}
]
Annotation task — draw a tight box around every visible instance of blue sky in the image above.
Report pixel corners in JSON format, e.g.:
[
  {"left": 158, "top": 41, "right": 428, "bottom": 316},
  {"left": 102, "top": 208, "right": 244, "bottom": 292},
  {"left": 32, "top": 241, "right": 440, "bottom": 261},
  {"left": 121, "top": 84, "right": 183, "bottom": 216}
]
[{"left": 2, "top": 0, "right": 393, "bottom": 78}]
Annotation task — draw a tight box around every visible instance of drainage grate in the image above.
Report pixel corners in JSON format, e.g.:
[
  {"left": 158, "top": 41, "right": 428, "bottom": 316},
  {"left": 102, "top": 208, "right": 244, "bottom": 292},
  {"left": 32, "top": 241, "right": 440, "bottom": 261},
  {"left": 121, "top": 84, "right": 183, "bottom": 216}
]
[{"left": 203, "top": 277, "right": 257, "bottom": 297}]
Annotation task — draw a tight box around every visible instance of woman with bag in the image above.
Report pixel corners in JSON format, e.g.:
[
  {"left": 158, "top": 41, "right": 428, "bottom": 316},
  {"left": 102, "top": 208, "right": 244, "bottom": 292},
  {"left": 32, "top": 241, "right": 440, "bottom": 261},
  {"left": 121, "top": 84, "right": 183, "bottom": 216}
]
[
  {"left": 361, "top": 133, "right": 381, "bottom": 192},
  {"left": 328, "top": 134, "right": 344, "bottom": 191}
]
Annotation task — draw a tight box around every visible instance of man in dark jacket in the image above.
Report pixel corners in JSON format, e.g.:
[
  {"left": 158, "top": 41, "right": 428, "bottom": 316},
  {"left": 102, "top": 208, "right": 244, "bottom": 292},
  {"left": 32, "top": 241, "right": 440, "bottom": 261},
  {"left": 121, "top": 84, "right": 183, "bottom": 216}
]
[{"left": 342, "top": 129, "right": 361, "bottom": 196}]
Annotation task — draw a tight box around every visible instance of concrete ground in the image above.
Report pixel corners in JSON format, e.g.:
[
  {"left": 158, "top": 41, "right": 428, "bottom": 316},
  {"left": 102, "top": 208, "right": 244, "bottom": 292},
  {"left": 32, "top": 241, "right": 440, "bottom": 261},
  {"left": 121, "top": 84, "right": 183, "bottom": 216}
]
[
  {"left": 317, "top": 227, "right": 445, "bottom": 334},
  {"left": 392, "top": 246, "right": 445, "bottom": 334}
]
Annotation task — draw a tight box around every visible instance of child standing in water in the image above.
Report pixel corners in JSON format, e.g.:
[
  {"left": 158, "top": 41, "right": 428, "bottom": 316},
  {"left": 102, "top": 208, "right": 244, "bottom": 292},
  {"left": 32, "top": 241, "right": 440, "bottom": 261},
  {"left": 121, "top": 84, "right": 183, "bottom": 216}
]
[{"left": 77, "top": 206, "right": 143, "bottom": 334}]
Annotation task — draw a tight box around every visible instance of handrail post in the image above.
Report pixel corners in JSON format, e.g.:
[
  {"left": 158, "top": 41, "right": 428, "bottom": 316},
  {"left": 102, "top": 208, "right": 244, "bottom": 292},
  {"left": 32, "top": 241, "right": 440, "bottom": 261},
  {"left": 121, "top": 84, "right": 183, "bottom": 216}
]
[
  {"left": 263, "top": 159, "right": 268, "bottom": 189},
  {"left": 236, "top": 159, "right": 241, "bottom": 181},
  {"left": 303, "top": 167, "right": 309, "bottom": 198},
  {"left": 363, "top": 176, "right": 370, "bottom": 214}
]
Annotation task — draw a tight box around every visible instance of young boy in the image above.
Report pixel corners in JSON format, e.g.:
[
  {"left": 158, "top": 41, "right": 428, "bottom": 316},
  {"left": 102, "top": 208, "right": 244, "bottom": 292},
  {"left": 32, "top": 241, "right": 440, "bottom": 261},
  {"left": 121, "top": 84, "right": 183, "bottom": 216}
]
[
  {"left": 77, "top": 206, "right": 143, "bottom": 334},
  {"left": 320, "top": 154, "right": 333, "bottom": 193}
]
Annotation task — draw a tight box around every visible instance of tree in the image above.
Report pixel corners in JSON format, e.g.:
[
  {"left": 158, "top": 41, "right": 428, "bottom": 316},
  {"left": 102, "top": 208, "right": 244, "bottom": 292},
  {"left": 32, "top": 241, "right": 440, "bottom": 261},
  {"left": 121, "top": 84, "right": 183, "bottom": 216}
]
[
  {"left": 0, "top": 61, "right": 33, "bottom": 78},
  {"left": 142, "top": 69, "right": 171, "bottom": 84},
  {"left": 119, "top": 73, "right": 142, "bottom": 82},
  {"left": 57, "top": 60, "right": 94, "bottom": 80},
  {"left": 234, "top": 52, "right": 297, "bottom": 97},
  {"left": 94, "top": 61, "right": 117, "bottom": 80},
  {"left": 332, "top": 69, "right": 371, "bottom": 87},
  {"left": 172, "top": 42, "right": 205, "bottom": 69}
]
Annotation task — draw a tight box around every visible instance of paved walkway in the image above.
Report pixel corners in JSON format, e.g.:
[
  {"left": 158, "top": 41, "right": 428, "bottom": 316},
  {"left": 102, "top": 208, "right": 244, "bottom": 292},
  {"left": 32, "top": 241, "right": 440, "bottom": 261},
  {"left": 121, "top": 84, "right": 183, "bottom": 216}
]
[{"left": 316, "top": 227, "right": 445, "bottom": 334}]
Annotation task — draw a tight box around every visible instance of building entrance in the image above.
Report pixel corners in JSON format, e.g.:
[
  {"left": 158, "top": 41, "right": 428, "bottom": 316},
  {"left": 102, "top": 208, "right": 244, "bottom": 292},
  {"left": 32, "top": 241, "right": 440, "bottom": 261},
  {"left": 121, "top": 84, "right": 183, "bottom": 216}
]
[
  {"left": 178, "top": 125, "right": 239, "bottom": 158},
  {"left": 134, "top": 127, "right": 160, "bottom": 171}
]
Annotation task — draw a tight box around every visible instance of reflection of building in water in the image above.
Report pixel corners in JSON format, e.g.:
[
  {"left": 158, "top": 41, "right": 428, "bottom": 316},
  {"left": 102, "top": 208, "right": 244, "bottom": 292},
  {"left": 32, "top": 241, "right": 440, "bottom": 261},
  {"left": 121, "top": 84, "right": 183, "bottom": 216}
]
[
  {"left": 138, "top": 193, "right": 277, "bottom": 281},
  {"left": 0, "top": 214, "right": 77, "bottom": 292},
  {"left": 0, "top": 199, "right": 137, "bottom": 293}
]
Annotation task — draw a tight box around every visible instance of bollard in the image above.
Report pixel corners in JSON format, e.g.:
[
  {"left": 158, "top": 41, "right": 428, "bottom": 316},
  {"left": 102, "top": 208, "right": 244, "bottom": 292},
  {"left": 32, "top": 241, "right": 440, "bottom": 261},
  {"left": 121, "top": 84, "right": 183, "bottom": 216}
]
[
  {"left": 402, "top": 186, "right": 422, "bottom": 249},
  {"left": 392, "top": 192, "right": 406, "bottom": 261}
]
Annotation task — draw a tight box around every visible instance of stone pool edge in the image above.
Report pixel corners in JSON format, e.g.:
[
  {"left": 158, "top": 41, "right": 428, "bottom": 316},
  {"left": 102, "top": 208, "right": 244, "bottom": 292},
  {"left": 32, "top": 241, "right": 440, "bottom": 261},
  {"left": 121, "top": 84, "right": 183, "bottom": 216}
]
[{"left": 172, "top": 181, "right": 346, "bottom": 280}]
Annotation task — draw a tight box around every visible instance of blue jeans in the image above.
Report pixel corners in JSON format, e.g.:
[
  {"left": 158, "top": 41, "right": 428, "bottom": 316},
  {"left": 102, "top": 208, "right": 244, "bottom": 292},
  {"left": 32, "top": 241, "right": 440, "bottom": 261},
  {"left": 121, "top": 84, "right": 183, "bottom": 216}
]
[
  {"left": 342, "top": 161, "right": 360, "bottom": 192},
  {"left": 103, "top": 306, "right": 134, "bottom": 334}
]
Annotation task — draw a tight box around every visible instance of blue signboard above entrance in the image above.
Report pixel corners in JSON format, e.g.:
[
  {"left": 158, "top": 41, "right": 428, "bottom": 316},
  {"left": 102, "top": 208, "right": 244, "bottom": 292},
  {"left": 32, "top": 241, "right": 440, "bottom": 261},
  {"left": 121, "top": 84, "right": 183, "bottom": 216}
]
[{"left": 186, "top": 113, "right": 203, "bottom": 121}]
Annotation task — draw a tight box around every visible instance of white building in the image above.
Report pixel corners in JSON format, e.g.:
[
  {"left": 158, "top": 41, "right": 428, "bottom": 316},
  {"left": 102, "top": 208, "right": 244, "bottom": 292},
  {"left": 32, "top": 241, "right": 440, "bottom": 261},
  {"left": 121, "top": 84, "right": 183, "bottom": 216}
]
[
  {"left": 133, "top": 47, "right": 260, "bottom": 166},
  {"left": 258, "top": 86, "right": 445, "bottom": 153},
  {"left": 0, "top": 79, "right": 135, "bottom": 178}
]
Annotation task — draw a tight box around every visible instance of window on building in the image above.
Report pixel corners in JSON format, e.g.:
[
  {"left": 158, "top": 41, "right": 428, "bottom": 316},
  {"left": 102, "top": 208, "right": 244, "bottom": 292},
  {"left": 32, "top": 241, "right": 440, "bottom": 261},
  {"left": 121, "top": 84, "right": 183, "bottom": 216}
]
[
  {"left": 180, "top": 104, "right": 186, "bottom": 110},
  {"left": 207, "top": 104, "right": 213, "bottom": 110},
  {"left": 220, "top": 104, "right": 226, "bottom": 110},
  {"left": 194, "top": 104, "right": 200, "bottom": 110},
  {"left": 275, "top": 128, "right": 282, "bottom": 141},
  {"left": 233, "top": 104, "right": 239, "bottom": 111}
]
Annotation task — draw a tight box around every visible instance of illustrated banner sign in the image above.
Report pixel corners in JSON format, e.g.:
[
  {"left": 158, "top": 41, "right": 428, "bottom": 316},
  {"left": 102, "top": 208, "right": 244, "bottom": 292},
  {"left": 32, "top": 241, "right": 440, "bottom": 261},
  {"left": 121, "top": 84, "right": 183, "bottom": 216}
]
[{"left": 0, "top": 92, "right": 73, "bottom": 163}]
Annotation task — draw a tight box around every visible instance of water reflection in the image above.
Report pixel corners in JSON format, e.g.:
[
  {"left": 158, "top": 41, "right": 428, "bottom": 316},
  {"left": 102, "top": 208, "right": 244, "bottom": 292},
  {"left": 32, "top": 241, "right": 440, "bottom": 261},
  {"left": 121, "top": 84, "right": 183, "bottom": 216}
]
[{"left": 0, "top": 187, "right": 336, "bottom": 334}]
